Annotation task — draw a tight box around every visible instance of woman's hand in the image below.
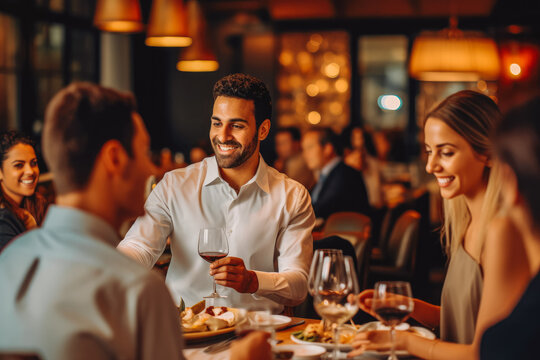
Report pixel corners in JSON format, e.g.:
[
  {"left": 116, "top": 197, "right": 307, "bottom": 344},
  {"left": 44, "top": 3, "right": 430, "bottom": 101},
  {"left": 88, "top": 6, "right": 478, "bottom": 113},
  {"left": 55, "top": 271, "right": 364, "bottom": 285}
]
[
  {"left": 347, "top": 330, "right": 407, "bottom": 358},
  {"left": 349, "top": 289, "right": 377, "bottom": 318}
]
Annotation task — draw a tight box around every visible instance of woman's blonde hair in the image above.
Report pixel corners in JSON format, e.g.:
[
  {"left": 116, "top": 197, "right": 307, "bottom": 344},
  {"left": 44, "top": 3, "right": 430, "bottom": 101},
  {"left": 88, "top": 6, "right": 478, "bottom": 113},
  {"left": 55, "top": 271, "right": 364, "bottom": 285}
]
[{"left": 424, "top": 90, "right": 502, "bottom": 256}]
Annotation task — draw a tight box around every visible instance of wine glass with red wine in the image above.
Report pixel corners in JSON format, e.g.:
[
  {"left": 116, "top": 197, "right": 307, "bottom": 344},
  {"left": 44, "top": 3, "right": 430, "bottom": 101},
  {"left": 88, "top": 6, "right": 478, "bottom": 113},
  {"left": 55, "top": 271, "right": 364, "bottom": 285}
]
[
  {"left": 198, "top": 228, "right": 229, "bottom": 299},
  {"left": 371, "top": 281, "right": 414, "bottom": 360}
]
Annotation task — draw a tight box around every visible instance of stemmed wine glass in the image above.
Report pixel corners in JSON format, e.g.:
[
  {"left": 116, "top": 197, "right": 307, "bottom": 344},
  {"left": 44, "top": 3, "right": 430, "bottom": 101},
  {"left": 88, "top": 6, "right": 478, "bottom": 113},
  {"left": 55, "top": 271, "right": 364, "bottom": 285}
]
[
  {"left": 308, "top": 249, "right": 344, "bottom": 296},
  {"left": 371, "top": 281, "right": 414, "bottom": 360},
  {"left": 313, "top": 254, "right": 359, "bottom": 359},
  {"left": 198, "top": 228, "right": 229, "bottom": 299}
]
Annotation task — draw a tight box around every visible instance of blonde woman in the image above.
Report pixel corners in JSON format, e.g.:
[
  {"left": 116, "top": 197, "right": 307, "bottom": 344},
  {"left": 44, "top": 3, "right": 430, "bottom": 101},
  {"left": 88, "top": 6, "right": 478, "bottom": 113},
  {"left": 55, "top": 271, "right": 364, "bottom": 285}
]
[{"left": 350, "top": 91, "right": 530, "bottom": 360}]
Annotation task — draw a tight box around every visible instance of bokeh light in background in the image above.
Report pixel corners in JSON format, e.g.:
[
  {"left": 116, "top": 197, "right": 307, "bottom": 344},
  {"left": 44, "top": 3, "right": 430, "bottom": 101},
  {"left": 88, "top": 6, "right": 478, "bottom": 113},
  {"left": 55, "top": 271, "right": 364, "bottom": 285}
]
[
  {"left": 277, "top": 31, "right": 350, "bottom": 131},
  {"left": 307, "top": 111, "right": 321, "bottom": 124},
  {"left": 377, "top": 95, "right": 402, "bottom": 111},
  {"left": 509, "top": 63, "right": 522, "bottom": 76}
]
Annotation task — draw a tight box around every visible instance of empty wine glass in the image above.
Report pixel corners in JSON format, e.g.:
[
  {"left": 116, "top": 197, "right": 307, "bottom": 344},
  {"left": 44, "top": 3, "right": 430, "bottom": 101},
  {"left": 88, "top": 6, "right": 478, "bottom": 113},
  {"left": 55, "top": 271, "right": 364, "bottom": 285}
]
[
  {"left": 308, "top": 249, "right": 343, "bottom": 296},
  {"left": 313, "top": 254, "right": 359, "bottom": 359},
  {"left": 198, "top": 228, "right": 229, "bottom": 299},
  {"left": 371, "top": 281, "right": 414, "bottom": 360}
]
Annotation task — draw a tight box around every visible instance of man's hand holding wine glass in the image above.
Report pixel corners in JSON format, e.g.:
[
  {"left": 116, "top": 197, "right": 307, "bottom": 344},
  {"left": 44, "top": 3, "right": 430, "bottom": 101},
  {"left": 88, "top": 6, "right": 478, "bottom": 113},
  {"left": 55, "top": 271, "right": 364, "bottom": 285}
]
[{"left": 210, "top": 256, "right": 259, "bottom": 293}]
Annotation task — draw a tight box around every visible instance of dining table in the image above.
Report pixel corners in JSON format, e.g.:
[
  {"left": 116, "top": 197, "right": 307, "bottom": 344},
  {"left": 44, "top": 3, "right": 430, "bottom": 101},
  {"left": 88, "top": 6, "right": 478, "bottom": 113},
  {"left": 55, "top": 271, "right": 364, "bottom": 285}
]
[{"left": 183, "top": 316, "right": 423, "bottom": 359}]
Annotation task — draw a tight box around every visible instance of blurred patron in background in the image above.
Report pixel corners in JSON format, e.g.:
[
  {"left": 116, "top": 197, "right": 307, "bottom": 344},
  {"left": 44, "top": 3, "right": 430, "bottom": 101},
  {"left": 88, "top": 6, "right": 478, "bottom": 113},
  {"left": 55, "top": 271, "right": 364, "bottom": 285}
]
[
  {"left": 302, "top": 127, "right": 370, "bottom": 220},
  {"left": 0, "top": 131, "right": 47, "bottom": 251},
  {"left": 350, "top": 91, "right": 530, "bottom": 360},
  {"left": 344, "top": 126, "right": 383, "bottom": 209},
  {"left": 481, "top": 97, "right": 540, "bottom": 359},
  {"left": 0, "top": 82, "right": 268, "bottom": 360},
  {"left": 119, "top": 73, "right": 314, "bottom": 312},
  {"left": 274, "top": 126, "right": 315, "bottom": 190}
]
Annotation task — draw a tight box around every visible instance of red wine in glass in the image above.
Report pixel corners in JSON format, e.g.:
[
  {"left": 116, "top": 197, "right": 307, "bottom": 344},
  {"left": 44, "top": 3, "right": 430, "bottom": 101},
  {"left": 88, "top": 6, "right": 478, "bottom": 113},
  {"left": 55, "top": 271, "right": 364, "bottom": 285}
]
[
  {"left": 199, "top": 251, "right": 228, "bottom": 263},
  {"left": 198, "top": 228, "right": 229, "bottom": 299},
  {"left": 374, "top": 306, "right": 412, "bottom": 327}
]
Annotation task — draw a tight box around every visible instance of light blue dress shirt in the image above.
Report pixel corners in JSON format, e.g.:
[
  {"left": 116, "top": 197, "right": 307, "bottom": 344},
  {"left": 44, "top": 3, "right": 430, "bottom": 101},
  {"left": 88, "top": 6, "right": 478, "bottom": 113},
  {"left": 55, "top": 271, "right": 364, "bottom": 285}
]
[{"left": 0, "top": 205, "right": 184, "bottom": 359}]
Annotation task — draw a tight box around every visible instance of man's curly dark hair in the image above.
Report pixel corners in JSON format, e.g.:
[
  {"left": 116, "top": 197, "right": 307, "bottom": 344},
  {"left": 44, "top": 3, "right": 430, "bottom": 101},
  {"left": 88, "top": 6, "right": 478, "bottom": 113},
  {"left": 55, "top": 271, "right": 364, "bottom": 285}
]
[{"left": 212, "top": 73, "right": 272, "bottom": 128}]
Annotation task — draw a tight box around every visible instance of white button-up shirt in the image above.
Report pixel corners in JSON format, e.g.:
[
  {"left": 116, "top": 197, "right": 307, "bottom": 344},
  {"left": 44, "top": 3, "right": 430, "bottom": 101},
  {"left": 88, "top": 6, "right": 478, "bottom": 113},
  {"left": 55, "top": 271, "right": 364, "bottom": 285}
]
[{"left": 118, "top": 156, "right": 315, "bottom": 311}]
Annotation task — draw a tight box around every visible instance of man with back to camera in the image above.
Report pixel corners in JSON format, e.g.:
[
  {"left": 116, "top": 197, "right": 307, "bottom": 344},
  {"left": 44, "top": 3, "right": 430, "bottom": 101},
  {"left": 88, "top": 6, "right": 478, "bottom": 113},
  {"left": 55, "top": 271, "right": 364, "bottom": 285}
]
[
  {"left": 274, "top": 126, "right": 315, "bottom": 190},
  {"left": 0, "top": 82, "right": 269, "bottom": 359},
  {"left": 302, "top": 127, "right": 370, "bottom": 220},
  {"left": 118, "top": 73, "right": 315, "bottom": 312}
]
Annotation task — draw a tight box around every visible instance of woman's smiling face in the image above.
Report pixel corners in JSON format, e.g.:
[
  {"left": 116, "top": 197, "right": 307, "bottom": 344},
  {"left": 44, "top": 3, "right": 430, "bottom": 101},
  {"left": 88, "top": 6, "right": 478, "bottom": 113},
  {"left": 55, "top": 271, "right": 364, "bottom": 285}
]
[
  {"left": 424, "top": 117, "right": 489, "bottom": 200},
  {"left": 0, "top": 143, "right": 39, "bottom": 205}
]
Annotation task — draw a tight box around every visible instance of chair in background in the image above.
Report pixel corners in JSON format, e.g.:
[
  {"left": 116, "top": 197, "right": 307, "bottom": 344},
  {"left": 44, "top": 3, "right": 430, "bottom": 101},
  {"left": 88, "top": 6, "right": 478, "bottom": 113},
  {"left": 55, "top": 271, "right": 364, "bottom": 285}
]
[
  {"left": 369, "top": 210, "right": 421, "bottom": 284},
  {"left": 321, "top": 211, "right": 372, "bottom": 289}
]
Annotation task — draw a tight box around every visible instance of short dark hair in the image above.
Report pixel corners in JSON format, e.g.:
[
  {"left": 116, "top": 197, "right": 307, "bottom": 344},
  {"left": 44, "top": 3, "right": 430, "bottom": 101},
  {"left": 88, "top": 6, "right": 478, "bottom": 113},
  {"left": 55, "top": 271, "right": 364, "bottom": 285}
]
[
  {"left": 309, "top": 127, "right": 343, "bottom": 156},
  {"left": 276, "top": 127, "right": 301, "bottom": 142},
  {"left": 0, "top": 131, "right": 34, "bottom": 169},
  {"left": 495, "top": 97, "right": 540, "bottom": 225},
  {"left": 43, "top": 82, "right": 137, "bottom": 194},
  {"left": 212, "top": 73, "right": 272, "bottom": 128}
]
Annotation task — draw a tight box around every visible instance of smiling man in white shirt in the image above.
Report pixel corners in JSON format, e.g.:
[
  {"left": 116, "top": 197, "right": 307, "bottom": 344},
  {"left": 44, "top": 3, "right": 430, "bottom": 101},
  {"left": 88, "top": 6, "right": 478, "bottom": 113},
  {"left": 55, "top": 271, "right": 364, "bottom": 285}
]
[{"left": 118, "top": 73, "right": 315, "bottom": 312}]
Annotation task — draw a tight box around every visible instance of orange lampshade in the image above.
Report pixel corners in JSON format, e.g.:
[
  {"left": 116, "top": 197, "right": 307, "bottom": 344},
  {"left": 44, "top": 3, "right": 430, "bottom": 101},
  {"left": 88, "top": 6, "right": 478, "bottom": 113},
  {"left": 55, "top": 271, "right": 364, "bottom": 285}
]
[
  {"left": 94, "top": 0, "right": 144, "bottom": 33},
  {"left": 177, "top": 0, "right": 219, "bottom": 72},
  {"left": 146, "top": 0, "right": 192, "bottom": 47},
  {"left": 409, "top": 18, "right": 500, "bottom": 81}
]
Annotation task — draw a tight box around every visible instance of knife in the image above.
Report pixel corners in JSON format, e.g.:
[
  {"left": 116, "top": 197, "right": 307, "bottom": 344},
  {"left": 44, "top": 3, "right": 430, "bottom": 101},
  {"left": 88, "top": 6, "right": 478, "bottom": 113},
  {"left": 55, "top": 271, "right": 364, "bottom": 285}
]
[
  {"left": 277, "top": 319, "right": 305, "bottom": 332},
  {"left": 203, "top": 335, "right": 237, "bottom": 354}
]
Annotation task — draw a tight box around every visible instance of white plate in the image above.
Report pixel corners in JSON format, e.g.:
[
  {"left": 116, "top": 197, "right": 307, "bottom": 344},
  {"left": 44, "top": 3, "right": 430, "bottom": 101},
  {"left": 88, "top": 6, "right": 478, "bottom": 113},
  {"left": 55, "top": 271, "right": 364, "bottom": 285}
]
[
  {"left": 272, "top": 315, "right": 293, "bottom": 329},
  {"left": 274, "top": 344, "right": 326, "bottom": 359},
  {"left": 358, "top": 321, "right": 436, "bottom": 357}
]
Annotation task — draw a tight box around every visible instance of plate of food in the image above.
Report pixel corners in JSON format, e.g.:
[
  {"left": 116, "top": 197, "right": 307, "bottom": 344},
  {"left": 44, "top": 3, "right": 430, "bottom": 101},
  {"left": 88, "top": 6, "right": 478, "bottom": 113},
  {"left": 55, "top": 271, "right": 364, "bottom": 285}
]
[
  {"left": 180, "top": 300, "right": 238, "bottom": 341},
  {"left": 291, "top": 321, "right": 435, "bottom": 354},
  {"left": 290, "top": 322, "right": 358, "bottom": 351}
]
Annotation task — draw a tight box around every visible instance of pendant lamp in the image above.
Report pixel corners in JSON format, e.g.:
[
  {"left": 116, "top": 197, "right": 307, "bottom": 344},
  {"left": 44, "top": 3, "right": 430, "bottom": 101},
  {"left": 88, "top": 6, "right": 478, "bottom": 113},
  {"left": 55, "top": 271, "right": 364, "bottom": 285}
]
[
  {"left": 409, "top": 17, "right": 500, "bottom": 82},
  {"left": 94, "top": 0, "right": 144, "bottom": 33},
  {"left": 146, "top": 0, "right": 192, "bottom": 47},
  {"left": 176, "top": 0, "right": 219, "bottom": 72}
]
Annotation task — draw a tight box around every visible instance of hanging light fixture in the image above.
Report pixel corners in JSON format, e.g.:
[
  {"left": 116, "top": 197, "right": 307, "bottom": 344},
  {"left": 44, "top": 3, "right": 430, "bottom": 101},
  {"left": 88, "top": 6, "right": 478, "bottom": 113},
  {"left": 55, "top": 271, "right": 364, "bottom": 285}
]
[
  {"left": 94, "top": 0, "right": 144, "bottom": 33},
  {"left": 146, "top": 0, "right": 192, "bottom": 47},
  {"left": 409, "top": 17, "right": 500, "bottom": 82},
  {"left": 177, "top": 0, "right": 219, "bottom": 72}
]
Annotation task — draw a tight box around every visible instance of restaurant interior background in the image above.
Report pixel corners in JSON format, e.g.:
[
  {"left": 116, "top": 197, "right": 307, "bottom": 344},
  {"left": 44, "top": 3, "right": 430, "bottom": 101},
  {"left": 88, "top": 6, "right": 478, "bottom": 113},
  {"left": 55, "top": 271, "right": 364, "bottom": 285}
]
[{"left": 1, "top": 0, "right": 540, "bottom": 301}]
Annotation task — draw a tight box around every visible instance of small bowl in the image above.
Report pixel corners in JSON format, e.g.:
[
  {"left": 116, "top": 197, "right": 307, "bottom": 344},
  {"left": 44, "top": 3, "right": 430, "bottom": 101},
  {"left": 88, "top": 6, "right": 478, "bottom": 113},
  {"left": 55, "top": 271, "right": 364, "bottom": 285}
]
[{"left": 273, "top": 344, "right": 326, "bottom": 360}]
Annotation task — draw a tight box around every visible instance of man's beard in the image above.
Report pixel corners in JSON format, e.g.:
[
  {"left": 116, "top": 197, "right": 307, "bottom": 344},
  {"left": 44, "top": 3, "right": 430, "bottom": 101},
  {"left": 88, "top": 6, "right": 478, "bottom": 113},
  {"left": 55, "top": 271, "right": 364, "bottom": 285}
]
[{"left": 212, "top": 131, "right": 259, "bottom": 169}]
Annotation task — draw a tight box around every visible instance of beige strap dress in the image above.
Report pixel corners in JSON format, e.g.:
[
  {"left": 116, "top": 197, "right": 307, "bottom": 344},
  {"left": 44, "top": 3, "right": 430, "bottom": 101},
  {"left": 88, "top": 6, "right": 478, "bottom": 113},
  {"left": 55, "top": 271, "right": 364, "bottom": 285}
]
[{"left": 440, "top": 244, "right": 483, "bottom": 344}]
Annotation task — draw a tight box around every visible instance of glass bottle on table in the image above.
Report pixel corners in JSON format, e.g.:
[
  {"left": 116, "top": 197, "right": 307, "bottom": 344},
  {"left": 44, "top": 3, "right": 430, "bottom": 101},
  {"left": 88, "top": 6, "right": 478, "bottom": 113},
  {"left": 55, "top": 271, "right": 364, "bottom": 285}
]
[
  {"left": 371, "top": 281, "right": 414, "bottom": 360},
  {"left": 313, "top": 254, "right": 359, "bottom": 359},
  {"left": 198, "top": 228, "right": 229, "bottom": 299}
]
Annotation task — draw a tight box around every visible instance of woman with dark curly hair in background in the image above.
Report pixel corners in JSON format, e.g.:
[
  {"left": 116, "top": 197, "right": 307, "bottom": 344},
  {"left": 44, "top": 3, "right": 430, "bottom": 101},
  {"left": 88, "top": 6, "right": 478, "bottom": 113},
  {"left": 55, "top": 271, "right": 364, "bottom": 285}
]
[{"left": 0, "top": 131, "right": 48, "bottom": 250}]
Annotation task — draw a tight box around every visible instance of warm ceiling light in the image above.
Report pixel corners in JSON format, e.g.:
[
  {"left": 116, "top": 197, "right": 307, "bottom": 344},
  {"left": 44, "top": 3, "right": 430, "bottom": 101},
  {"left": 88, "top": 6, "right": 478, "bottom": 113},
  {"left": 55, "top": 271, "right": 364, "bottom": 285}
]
[
  {"left": 146, "top": 0, "right": 192, "bottom": 47},
  {"left": 409, "top": 17, "right": 500, "bottom": 81},
  {"left": 94, "top": 0, "right": 144, "bottom": 33},
  {"left": 177, "top": 0, "right": 219, "bottom": 72}
]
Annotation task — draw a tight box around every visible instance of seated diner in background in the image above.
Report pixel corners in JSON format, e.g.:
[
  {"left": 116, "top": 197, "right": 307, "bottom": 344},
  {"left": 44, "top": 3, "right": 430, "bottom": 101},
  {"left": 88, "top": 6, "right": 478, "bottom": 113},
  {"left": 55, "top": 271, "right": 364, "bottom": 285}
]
[
  {"left": 118, "top": 73, "right": 315, "bottom": 312},
  {"left": 0, "top": 131, "right": 47, "bottom": 251},
  {"left": 348, "top": 90, "right": 530, "bottom": 360},
  {"left": 301, "top": 127, "right": 370, "bottom": 221}
]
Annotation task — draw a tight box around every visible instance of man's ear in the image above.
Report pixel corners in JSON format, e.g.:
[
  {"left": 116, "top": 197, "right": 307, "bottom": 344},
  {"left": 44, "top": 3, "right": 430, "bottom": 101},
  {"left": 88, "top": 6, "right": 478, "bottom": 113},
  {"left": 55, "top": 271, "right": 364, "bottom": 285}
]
[
  {"left": 258, "top": 119, "right": 271, "bottom": 141},
  {"left": 99, "top": 140, "right": 130, "bottom": 176}
]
